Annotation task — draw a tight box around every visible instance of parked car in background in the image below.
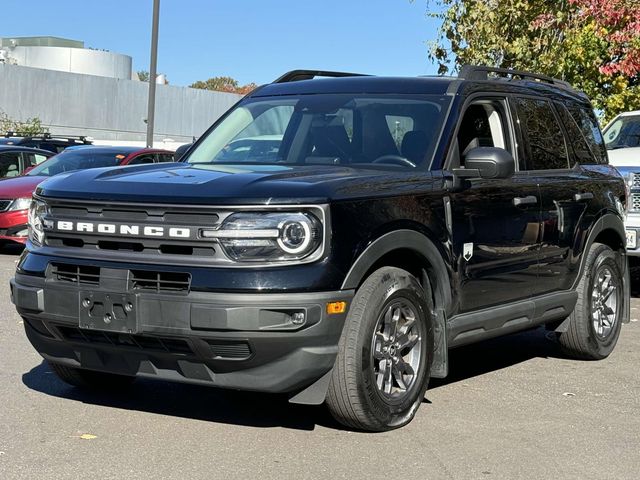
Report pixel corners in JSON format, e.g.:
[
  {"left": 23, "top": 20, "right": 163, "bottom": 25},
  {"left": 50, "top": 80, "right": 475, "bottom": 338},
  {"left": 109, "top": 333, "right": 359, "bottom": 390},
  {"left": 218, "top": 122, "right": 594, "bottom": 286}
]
[
  {"left": 0, "top": 132, "right": 92, "bottom": 154},
  {"left": 603, "top": 110, "right": 640, "bottom": 256},
  {"left": 0, "top": 146, "right": 174, "bottom": 246},
  {"left": 0, "top": 145, "right": 54, "bottom": 178}
]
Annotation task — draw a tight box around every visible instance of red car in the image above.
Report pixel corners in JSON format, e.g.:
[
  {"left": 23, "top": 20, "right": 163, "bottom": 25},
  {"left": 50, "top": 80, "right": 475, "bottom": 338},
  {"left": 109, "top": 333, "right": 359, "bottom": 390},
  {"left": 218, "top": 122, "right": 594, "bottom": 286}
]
[{"left": 0, "top": 146, "right": 174, "bottom": 245}]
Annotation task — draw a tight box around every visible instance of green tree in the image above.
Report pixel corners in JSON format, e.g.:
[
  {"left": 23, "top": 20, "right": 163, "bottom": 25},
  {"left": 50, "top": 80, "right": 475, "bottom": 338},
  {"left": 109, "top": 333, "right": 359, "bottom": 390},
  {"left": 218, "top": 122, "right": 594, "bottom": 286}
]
[
  {"left": 0, "top": 109, "right": 48, "bottom": 136},
  {"left": 137, "top": 70, "right": 150, "bottom": 82},
  {"left": 189, "top": 76, "right": 257, "bottom": 94},
  {"left": 428, "top": 0, "right": 640, "bottom": 121}
]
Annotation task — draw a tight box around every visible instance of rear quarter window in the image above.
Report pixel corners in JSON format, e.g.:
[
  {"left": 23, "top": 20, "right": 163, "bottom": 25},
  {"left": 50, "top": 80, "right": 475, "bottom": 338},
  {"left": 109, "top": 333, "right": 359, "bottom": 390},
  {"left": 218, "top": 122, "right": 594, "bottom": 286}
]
[{"left": 566, "top": 104, "right": 608, "bottom": 164}]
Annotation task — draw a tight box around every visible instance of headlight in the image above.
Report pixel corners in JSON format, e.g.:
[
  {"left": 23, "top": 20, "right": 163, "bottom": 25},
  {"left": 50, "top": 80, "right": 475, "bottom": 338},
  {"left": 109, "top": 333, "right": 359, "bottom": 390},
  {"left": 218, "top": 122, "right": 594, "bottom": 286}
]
[
  {"left": 203, "top": 212, "right": 323, "bottom": 262},
  {"left": 28, "top": 199, "right": 48, "bottom": 246},
  {"left": 8, "top": 197, "right": 32, "bottom": 211}
]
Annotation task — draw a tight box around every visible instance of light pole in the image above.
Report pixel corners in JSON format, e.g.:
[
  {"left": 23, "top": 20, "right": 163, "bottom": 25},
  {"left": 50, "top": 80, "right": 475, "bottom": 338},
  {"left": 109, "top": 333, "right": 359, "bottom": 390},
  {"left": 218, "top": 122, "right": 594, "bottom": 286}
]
[{"left": 145, "top": 0, "right": 160, "bottom": 147}]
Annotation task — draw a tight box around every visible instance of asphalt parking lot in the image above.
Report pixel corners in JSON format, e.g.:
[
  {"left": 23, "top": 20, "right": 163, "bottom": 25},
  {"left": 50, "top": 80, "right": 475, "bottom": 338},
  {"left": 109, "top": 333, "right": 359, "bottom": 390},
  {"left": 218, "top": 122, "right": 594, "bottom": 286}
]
[{"left": 0, "top": 251, "right": 639, "bottom": 480}]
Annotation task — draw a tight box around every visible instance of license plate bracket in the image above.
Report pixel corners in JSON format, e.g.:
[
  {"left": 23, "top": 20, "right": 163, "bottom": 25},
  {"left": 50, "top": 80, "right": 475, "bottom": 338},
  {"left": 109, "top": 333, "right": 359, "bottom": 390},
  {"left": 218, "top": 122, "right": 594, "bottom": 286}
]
[
  {"left": 626, "top": 229, "right": 637, "bottom": 250},
  {"left": 79, "top": 291, "right": 138, "bottom": 334}
]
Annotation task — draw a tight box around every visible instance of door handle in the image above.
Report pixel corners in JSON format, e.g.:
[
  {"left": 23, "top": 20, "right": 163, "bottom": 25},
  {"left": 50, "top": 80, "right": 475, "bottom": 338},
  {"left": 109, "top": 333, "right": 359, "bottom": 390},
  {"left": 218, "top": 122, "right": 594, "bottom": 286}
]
[
  {"left": 574, "top": 192, "right": 594, "bottom": 201},
  {"left": 513, "top": 195, "right": 538, "bottom": 206}
]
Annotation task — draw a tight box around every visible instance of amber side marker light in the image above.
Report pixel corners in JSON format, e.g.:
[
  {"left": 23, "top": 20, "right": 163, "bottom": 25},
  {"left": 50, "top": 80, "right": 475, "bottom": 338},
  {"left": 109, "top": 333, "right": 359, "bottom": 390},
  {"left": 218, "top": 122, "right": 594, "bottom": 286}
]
[{"left": 326, "top": 301, "right": 347, "bottom": 315}]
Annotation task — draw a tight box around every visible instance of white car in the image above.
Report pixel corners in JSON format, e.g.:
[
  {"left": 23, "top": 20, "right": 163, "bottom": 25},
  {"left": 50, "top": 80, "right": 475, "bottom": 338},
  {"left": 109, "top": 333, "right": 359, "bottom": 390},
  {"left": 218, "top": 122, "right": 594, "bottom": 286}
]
[{"left": 604, "top": 110, "right": 640, "bottom": 254}]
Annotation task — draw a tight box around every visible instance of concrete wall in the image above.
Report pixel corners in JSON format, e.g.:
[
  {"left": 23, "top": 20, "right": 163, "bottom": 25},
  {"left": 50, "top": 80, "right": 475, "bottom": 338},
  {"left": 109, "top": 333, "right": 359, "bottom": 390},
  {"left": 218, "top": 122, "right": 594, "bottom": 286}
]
[{"left": 0, "top": 64, "right": 242, "bottom": 147}]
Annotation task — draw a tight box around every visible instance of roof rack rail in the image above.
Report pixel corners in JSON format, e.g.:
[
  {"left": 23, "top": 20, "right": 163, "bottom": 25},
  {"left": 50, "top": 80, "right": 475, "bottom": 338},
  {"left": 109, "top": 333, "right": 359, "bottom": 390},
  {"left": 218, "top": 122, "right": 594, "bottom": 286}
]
[
  {"left": 3, "top": 132, "right": 91, "bottom": 142},
  {"left": 458, "top": 65, "right": 574, "bottom": 90},
  {"left": 273, "top": 69, "right": 369, "bottom": 84}
]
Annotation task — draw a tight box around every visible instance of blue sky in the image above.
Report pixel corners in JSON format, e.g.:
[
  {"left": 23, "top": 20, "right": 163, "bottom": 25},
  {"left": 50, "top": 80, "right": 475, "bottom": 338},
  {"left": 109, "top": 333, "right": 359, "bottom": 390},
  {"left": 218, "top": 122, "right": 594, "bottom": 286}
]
[{"left": 2, "top": 0, "right": 442, "bottom": 86}]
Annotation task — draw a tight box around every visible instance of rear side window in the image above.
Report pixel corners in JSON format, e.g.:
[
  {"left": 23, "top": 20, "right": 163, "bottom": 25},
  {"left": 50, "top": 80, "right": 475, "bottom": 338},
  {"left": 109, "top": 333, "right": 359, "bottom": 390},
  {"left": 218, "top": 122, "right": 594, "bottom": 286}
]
[
  {"left": 157, "top": 153, "right": 174, "bottom": 163},
  {"left": 513, "top": 97, "right": 569, "bottom": 170},
  {"left": 566, "top": 105, "right": 608, "bottom": 164},
  {"left": 554, "top": 103, "right": 596, "bottom": 164}
]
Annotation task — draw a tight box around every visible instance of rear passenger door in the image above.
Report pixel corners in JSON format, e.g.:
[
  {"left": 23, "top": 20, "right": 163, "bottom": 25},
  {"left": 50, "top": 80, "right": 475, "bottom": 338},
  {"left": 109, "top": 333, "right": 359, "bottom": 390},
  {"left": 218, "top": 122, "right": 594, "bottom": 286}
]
[{"left": 511, "top": 97, "right": 586, "bottom": 294}]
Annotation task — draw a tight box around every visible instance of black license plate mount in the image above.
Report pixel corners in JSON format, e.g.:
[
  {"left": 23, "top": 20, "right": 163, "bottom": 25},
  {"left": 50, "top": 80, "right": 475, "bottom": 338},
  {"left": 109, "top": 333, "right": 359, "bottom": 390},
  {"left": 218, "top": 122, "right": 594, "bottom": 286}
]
[{"left": 79, "top": 291, "right": 138, "bottom": 334}]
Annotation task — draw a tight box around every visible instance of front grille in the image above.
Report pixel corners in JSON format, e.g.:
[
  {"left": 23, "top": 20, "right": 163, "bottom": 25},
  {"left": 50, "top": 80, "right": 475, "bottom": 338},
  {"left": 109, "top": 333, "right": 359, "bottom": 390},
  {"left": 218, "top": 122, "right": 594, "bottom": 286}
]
[
  {"left": 56, "top": 325, "right": 194, "bottom": 355},
  {"left": 51, "top": 263, "right": 100, "bottom": 285},
  {"left": 633, "top": 173, "right": 640, "bottom": 188},
  {"left": 0, "top": 199, "right": 12, "bottom": 212},
  {"left": 43, "top": 200, "right": 222, "bottom": 261},
  {"left": 632, "top": 193, "right": 640, "bottom": 212},
  {"left": 129, "top": 270, "right": 191, "bottom": 293}
]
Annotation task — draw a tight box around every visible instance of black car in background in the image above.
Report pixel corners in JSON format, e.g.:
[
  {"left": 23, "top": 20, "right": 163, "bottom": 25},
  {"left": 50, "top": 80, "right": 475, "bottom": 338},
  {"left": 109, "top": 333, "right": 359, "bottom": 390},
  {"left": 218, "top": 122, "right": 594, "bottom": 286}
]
[
  {"left": 0, "top": 145, "right": 54, "bottom": 178},
  {"left": 0, "top": 132, "right": 92, "bottom": 154}
]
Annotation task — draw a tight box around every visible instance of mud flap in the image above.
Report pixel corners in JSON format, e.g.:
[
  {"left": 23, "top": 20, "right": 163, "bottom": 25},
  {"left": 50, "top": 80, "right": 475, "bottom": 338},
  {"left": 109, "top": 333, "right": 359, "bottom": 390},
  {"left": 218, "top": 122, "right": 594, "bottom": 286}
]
[
  {"left": 430, "top": 308, "right": 448, "bottom": 378},
  {"left": 622, "top": 253, "right": 631, "bottom": 324},
  {"left": 288, "top": 370, "right": 332, "bottom": 405}
]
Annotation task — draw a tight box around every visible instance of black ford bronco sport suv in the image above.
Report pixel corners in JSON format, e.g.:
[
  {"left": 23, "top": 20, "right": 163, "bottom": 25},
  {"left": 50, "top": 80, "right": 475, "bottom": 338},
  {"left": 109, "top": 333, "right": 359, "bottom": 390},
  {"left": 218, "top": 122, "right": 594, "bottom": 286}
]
[{"left": 11, "top": 67, "right": 629, "bottom": 431}]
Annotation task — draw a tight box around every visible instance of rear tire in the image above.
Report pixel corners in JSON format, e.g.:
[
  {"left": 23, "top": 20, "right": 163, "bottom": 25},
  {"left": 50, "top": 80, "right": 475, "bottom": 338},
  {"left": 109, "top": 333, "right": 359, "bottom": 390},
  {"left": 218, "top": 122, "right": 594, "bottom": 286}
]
[
  {"left": 49, "top": 361, "right": 135, "bottom": 390},
  {"left": 558, "top": 243, "right": 623, "bottom": 360},
  {"left": 326, "top": 267, "right": 434, "bottom": 431}
]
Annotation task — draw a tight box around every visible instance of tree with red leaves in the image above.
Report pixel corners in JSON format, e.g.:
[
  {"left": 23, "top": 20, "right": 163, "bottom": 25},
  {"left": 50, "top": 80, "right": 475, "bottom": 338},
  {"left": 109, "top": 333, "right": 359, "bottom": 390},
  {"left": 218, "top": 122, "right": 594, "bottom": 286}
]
[{"left": 429, "top": 0, "right": 640, "bottom": 120}]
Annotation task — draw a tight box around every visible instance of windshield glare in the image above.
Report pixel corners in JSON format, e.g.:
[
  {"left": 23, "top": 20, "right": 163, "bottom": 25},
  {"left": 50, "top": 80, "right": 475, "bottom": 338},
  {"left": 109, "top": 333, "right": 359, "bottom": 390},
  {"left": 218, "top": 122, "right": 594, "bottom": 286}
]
[
  {"left": 28, "top": 150, "right": 126, "bottom": 177},
  {"left": 604, "top": 115, "right": 640, "bottom": 150},
  {"left": 186, "top": 94, "right": 450, "bottom": 169}
]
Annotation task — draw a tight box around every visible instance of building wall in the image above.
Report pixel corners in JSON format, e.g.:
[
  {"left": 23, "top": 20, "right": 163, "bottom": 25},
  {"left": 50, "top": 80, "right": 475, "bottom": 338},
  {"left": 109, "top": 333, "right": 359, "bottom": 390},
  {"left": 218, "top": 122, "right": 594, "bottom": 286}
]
[
  {"left": 0, "top": 64, "right": 242, "bottom": 147},
  {"left": 2, "top": 46, "right": 133, "bottom": 80}
]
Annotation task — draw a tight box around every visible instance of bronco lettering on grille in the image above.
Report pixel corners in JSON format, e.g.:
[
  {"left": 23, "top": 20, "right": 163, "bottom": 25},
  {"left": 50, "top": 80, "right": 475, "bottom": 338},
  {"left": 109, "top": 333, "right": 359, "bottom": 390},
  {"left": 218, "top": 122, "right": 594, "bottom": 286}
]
[{"left": 54, "top": 221, "right": 191, "bottom": 239}]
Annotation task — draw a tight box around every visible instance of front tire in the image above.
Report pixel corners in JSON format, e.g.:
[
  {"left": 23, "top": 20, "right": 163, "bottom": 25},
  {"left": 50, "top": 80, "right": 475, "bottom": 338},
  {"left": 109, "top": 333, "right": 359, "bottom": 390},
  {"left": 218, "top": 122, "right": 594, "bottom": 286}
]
[
  {"left": 326, "top": 267, "right": 434, "bottom": 431},
  {"left": 558, "top": 243, "right": 624, "bottom": 360},
  {"left": 49, "top": 361, "right": 135, "bottom": 390}
]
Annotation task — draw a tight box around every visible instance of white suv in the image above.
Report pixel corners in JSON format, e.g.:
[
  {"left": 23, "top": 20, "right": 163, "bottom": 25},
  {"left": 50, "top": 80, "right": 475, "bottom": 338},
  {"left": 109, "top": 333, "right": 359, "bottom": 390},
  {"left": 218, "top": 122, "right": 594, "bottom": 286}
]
[{"left": 604, "top": 110, "right": 640, "bottom": 254}]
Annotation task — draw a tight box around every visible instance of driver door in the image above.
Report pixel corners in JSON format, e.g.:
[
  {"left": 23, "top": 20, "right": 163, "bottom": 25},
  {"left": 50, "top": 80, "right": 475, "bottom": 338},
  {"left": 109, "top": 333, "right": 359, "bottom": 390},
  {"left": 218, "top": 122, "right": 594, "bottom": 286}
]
[{"left": 448, "top": 97, "right": 541, "bottom": 313}]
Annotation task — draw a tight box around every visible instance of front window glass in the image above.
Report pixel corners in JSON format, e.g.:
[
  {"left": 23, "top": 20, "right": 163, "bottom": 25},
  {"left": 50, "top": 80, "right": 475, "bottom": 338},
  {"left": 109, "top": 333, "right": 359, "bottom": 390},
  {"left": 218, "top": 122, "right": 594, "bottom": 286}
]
[
  {"left": 186, "top": 94, "right": 450, "bottom": 169},
  {"left": 604, "top": 115, "right": 640, "bottom": 150},
  {"left": 27, "top": 150, "right": 126, "bottom": 177}
]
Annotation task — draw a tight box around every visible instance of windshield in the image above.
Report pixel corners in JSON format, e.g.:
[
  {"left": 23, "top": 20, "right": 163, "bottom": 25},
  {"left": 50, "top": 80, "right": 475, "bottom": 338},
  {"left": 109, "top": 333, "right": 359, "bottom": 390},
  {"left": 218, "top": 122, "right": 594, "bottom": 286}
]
[
  {"left": 604, "top": 115, "right": 640, "bottom": 150},
  {"left": 27, "top": 150, "right": 127, "bottom": 177},
  {"left": 186, "top": 94, "right": 450, "bottom": 169}
]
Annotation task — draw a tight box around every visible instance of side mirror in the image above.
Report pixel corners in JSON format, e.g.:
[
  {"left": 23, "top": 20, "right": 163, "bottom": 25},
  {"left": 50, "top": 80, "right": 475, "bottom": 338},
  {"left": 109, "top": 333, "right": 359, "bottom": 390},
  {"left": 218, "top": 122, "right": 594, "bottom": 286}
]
[{"left": 453, "top": 147, "right": 514, "bottom": 180}]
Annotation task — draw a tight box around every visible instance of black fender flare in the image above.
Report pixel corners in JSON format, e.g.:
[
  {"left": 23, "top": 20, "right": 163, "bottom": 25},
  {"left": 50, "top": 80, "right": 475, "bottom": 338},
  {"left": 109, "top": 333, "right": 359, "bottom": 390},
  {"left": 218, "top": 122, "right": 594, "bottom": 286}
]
[
  {"left": 341, "top": 229, "right": 453, "bottom": 313},
  {"left": 573, "top": 212, "right": 626, "bottom": 289}
]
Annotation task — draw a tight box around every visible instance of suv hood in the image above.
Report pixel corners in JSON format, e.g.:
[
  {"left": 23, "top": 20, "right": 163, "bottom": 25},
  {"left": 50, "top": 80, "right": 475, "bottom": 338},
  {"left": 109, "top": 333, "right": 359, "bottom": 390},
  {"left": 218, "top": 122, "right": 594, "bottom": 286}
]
[
  {"left": 36, "top": 163, "right": 437, "bottom": 204},
  {"left": 607, "top": 147, "right": 640, "bottom": 167}
]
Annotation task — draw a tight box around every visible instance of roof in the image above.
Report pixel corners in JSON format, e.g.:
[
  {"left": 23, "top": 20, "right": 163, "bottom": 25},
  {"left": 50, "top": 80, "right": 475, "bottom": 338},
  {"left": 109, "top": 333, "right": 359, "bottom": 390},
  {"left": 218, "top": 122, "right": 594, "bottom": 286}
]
[
  {"left": 252, "top": 69, "right": 589, "bottom": 104},
  {"left": 57, "top": 146, "right": 174, "bottom": 155},
  {"left": 0, "top": 145, "right": 54, "bottom": 155},
  {"left": 254, "top": 76, "right": 455, "bottom": 97},
  {"left": 618, "top": 110, "right": 640, "bottom": 117}
]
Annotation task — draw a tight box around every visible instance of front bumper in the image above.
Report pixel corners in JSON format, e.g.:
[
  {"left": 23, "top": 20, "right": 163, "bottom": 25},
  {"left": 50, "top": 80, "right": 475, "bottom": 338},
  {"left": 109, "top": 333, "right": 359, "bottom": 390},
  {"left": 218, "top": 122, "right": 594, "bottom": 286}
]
[{"left": 11, "top": 271, "right": 353, "bottom": 394}]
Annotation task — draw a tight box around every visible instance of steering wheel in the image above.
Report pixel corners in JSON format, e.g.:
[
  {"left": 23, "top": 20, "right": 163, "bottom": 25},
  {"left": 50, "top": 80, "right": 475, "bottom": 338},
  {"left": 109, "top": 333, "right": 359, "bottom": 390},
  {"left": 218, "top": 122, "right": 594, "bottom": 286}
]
[{"left": 372, "top": 155, "right": 416, "bottom": 168}]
